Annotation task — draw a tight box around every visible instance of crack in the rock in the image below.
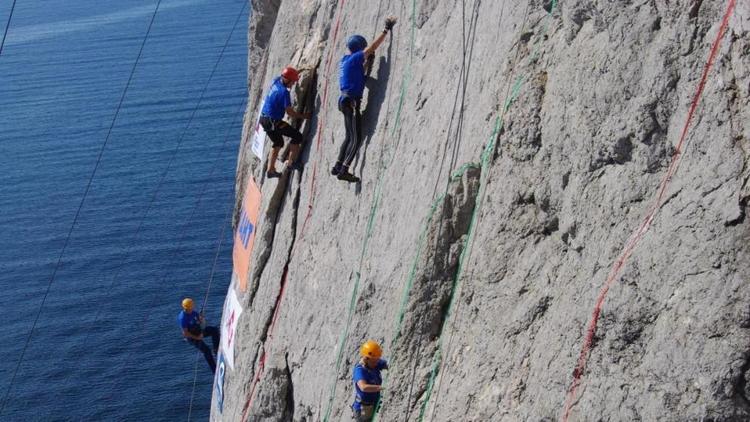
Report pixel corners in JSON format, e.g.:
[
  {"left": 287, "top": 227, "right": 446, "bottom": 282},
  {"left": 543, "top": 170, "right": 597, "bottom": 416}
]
[
  {"left": 248, "top": 69, "right": 318, "bottom": 307},
  {"left": 285, "top": 352, "right": 295, "bottom": 421},
  {"left": 732, "top": 352, "right": 750, "bottom": 412},
  {"left": 242, "top": 62, "right": 319, "bottom": 418},
  {"left": 399, "top": 168, "right": 480, "bottom": 419}
]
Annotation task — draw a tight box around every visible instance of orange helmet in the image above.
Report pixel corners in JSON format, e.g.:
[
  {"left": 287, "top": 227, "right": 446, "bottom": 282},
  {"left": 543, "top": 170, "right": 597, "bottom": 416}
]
[
  {"left": 181, "top": 298, "right": 194, "bottom": 311},
  {"left": 281, "top": 66, "right": 300, "bottom": 82},
  {"left": 360, "top": 340, "right": 382, "bottom": 360}
]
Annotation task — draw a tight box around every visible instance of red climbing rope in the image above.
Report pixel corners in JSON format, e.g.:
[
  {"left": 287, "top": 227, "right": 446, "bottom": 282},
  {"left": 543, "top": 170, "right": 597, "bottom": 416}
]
[
  {"left": 298, "top": 0, "right": 347, "bottom": 239},
  {"left": 562, "top": 1, "right": 736, "bottom": 420},
  {"left": 242, "top": 266, "right": 289, "bottom": 415},
  {"left": 239, "top": 2, "right": 347, "bottom": 420}
]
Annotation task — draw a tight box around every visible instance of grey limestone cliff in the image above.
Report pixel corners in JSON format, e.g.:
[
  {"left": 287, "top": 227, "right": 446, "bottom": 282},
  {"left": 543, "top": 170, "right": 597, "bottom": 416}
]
[{"left": 213, "top": 0, "right": 750, "bottom": 421}]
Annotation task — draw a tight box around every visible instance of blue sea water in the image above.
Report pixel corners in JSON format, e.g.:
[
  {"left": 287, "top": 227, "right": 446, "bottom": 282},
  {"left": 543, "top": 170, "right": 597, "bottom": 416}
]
[{"left": 0, "top": 0, "right": 248, "bottom": 420}]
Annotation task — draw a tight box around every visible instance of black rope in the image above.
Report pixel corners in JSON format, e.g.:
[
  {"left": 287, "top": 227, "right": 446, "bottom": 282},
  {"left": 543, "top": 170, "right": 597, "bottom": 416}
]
[
  {"left": 430, "top": 0, "right": 482, "bottom": 199},
  {"left": 371, "top": 0, "right": 385, "bottom": 38},
  {"left": 0, "top": 0, "right": 17, "bottom": 56},
  {"left": 428, "top": 1, "right": 534, "bottom": 418},
  {"left": 56, "top": 2, "right": 247, "bottom": 398},
  {"left": 0, "top": 0, "right": 165, "bottom": 414},
  {"left": 186, "top": 345, "right": 203, "bottom": 422},
  {"left": 447, "top": 0, "right": 481, "bottom": 176},
  {"left": 103, "top": 0, "right": 248, "bottom": 401},
  {"left": 59, "top": 91, "right": 245, "bottom": 392},
  {"left": 199, "top": 109, "right": 246, "bottom": 316},
  {"left": 399, "top": 1, "right": 484, "bottom": 419}
]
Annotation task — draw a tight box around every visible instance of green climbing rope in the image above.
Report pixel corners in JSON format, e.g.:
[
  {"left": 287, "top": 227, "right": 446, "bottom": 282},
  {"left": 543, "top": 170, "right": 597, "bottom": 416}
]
[
  {"left": 418, "top": 2, "right": 559, "bottom": 419},
  {"left": 370, "top": 160, "right": 479, "bottom": 422},
  {"left": 389, "top": 0, "right": 417, "bottom": 138},
  {"left": 320, "top": 1, "right": 418, "bottom": 420},
  {"left": 370, "top": 1, "right": 565, "bottom": 419}
]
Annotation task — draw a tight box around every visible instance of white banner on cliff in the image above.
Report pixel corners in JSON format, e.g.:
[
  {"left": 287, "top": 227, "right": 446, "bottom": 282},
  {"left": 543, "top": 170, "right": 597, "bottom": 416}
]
[
  {"left": 214, "top": 352, "right": 226, "bottom": 414},
  {"left": 251, "top": 111, "right": 266, "bottom": 159},
  {"left": 220, "top": 284, "right": 243, "bottom": 370}
]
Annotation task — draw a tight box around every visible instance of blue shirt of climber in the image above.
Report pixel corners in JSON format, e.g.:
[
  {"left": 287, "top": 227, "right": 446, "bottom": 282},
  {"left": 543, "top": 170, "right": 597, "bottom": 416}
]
[
  {"left": 261, "top": 77, "right": 292, "bottom": 120},
  {"left": 177, "top": 310, "right": 201, "bottom": 335},
  {"left": 339, "top": 50, "right": 366, "bottom": 99},
  {"left": 352, "top": 359, "right": 388, "bottom": 411}
]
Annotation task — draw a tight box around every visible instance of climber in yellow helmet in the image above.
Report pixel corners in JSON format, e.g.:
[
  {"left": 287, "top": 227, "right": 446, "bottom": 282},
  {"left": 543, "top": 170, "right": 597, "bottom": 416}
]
[
  {"left": 177, "top": 298, "right": 220, "bottom": 373},
  {"left": 351, "top": 340, "right": 388, "bottom": 421}
]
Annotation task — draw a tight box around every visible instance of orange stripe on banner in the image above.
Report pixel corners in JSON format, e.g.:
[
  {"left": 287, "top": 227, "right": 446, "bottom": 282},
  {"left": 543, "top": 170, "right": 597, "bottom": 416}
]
[{"left": 233, "top": 177, "right": 261, "bottom": 292}]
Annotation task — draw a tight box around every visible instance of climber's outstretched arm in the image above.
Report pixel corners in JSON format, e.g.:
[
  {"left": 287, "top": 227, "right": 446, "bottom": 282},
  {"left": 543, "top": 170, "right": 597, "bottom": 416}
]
[{"left": 364, "top": 16, "right": 397, "bottom": 58}]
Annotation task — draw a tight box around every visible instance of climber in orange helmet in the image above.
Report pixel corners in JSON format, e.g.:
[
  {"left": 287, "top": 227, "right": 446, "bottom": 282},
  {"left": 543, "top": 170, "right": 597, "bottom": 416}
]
[
  {"left": 177, "top": 298, "right": 220, "bottom": 373},
  {"left": 351, "top": 340, "right": 388, "bottom": 421}
]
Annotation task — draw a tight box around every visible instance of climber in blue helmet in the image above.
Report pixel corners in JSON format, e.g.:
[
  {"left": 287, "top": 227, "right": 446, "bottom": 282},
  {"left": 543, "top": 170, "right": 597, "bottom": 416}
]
[{"left": 331, "top": 16, "right": 397, "bottom": 183}]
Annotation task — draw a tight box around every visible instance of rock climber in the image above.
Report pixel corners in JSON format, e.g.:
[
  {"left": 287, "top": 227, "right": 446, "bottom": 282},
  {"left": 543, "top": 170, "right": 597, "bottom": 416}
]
[
  {"left": 177, "top": 297, "right": 221, "bottom": 373},
  {"left": 351, "top": 340, "right": 389, "bottom": 421},
  {"left": 332, "top": 17, "right": 397, "bottom": 183},
  {"left": 260, "top": 66, "right": 312, "bottom": 178}
]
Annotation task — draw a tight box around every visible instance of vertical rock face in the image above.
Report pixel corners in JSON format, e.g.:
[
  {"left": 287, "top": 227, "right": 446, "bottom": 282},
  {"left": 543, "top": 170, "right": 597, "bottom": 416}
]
[{"left": 216, "top": 0, "right": 750, "bottom": 421}]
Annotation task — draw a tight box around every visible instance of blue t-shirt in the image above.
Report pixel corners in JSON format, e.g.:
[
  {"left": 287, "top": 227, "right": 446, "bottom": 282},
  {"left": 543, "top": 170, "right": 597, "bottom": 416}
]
[
  {"left": 261, "top": 77, "right": 291, "bottom": 120},
  {"left": 339, "top": 51, "right": 366, "bottom": 99},
  {"left": 352, "top": 359, "right": 388, "bottom": 410},
  {"left": 177, "top": 310, "right": 201, "bottom": 335}
]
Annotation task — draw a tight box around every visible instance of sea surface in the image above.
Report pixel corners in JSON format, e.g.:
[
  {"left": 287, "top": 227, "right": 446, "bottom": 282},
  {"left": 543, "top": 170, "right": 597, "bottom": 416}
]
[{"left": 0, "top": 0, "right": 248, "bottom": 420}]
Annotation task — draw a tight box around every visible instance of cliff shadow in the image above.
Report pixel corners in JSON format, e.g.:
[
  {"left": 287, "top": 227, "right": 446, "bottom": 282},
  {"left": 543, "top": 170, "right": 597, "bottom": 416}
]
[
  {"left": 281, "top": 68, "right": 318, "bottom": 172},
  {"left": 353, "top": 37, "right": 393, "bottom": 186}
]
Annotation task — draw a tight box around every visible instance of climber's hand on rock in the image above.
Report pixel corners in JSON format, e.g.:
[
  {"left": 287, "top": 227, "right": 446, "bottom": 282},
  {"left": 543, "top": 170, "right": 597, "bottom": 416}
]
[{"left": 384, "top": 16, "right": 397, "bottom": 31}]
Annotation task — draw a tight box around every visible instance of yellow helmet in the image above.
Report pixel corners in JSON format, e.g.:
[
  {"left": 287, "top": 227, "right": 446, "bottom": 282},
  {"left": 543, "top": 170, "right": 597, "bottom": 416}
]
[
  {"left": 181, "top": 298, "right": 194, "bottom": 311},
  {"left": 360, "top": 340, "right": 382, "bottom": 360}
]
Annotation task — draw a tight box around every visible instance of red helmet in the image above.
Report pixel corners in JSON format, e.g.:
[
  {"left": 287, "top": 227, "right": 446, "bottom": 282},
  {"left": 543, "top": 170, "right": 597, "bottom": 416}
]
[{"left": 281, "top": 66, "right": 300, "bottom": 82}]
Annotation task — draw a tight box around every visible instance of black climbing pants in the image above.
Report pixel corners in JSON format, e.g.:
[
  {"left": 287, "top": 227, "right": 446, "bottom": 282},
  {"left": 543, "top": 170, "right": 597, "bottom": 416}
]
[
  {"left": 337, "top": 96, "right": 362, "bottom": 168},
  {"left": 260, "top": 116, "right": 303, "bottom": 148},
  {"left": 186, "top": 325, "right": 220, "bottom": 373}
]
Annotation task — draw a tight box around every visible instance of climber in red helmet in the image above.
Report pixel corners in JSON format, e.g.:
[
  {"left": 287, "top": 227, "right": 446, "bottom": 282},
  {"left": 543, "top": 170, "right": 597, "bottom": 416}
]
[{"left": 260, "top": 66, "right": 311, "bottom": 179}]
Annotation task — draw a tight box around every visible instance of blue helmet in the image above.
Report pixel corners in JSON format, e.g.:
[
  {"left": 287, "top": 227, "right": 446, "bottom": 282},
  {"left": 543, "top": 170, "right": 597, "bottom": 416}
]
[{"left": 346, "top": 35, "right": 367, "bottom": 52}]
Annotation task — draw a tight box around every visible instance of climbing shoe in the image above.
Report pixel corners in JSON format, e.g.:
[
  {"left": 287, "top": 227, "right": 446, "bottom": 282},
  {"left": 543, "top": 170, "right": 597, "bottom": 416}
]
[
  {"left": 331, "top": 163, "right": 342, "bottom": 176},
  {"left": 287, "top": 161, "right": 304, "bottom": 172},
  {"left": 266, "top": 170, "right": 282, "bottom": 179},
  {"left": 337, "top": 171, "right": 360, "bottom": 183}
]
